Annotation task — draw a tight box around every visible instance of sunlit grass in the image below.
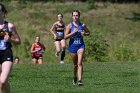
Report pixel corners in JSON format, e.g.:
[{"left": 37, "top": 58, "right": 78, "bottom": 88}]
[{"left": 10, "top": 62, "right": 140, "bottom": 93}]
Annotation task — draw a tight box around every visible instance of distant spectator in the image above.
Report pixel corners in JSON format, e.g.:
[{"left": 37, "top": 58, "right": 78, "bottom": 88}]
[{"left": 14, "top": 57, "right": 19, "bottom": 64}]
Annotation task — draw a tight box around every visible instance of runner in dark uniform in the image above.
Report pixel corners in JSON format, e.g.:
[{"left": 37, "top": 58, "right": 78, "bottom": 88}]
[
  {"left": 50, "top": 13, "right": 66, "bottom": 64},
  {"left": 0, "top": 3, "right": 21, "bottom": 93}
]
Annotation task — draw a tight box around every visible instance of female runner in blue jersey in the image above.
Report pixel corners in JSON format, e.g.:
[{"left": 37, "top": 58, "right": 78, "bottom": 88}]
[
  {"left": 50, "top": 13, "right": 66, "bottom": 64},
  {"left": 65, "top": 10, "right": 90, "bottom": 85},
  {"left": 0, "top": 3, "right": 21, "bottom": 93}
]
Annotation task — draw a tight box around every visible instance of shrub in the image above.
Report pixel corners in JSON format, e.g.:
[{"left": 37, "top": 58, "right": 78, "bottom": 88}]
[{"left": 84, "top": 30, "right": 109, "bottom": 62}]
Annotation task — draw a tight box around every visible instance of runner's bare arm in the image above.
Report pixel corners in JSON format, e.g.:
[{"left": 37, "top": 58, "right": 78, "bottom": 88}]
[
  {"left": 81, "top": 24, "right": 90, "bottom": 36},
  {"left": 8, "top": 23, "right": 21, "bottom": 44},
  {"left": 64, "top": 23, "right": 78, "bottom": 39},
  {"left": 30, "top": 44, "right": 36, "bottom": 53}
]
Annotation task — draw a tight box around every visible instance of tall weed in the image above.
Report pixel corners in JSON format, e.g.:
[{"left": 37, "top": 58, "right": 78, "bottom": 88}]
[{"left": 114, "top": 43, "right": 137, "bottom": 61}]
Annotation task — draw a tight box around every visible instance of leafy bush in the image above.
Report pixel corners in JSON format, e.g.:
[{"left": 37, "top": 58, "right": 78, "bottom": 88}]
[{"left": 84, "top": 31, "right": 109, "bottom": 62}]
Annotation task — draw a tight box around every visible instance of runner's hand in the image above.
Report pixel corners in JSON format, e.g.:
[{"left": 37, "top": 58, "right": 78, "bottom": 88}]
[
  {"left": 72, "top": 28, "right": 78, "bottom": 34},
  {"left": 4, "top": 33, "right": 10, "bottom": 42},
  {"left": 81, "top": 31, "right": 85, "bottom": 36},
  {"left": 54, "top": 34, "right": 58, "bottom": 39}
]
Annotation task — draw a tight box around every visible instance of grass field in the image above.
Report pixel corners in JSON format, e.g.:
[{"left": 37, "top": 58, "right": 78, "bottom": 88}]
[
  {"left": 2, "top": 1, "right": 139, "bottom": 92},
  {"left": 10, "top": 62, "right": 139, "bottom": 93}
]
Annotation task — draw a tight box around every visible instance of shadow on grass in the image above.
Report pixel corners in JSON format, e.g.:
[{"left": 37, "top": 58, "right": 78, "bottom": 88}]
[
  {"left": 94, "top": 82, "right": 118, "bottom": 86},
  {"left": 117, "top": 71, "right": 138, "bottom": 77},
  {"left": 125, "top": 12, "right": 140, "bottom": 22}
]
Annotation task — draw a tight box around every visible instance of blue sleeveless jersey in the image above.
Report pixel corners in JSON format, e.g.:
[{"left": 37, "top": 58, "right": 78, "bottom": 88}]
[{"left": 68, "top": 22, "right": 85, "bottom": 53}]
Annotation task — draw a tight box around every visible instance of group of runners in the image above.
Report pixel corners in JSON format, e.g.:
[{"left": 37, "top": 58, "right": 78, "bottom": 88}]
[{"left": 0, "top": 3, "right": 90, "bottom": 93}]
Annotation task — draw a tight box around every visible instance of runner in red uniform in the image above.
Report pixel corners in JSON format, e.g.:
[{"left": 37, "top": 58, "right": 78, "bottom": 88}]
[{"left": 30, "top": 36, "right": 45, "bottom": 64}]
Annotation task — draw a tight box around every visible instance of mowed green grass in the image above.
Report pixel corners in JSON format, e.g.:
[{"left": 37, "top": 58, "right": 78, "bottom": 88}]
[{"left": 10, "top": 62, "right": 139, "bottom": 93}]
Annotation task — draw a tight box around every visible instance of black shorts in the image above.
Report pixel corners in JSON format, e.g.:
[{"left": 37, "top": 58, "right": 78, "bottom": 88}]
[
  {"left": 55, "top": 38, "right": 64, "bottom": 41},
  {"left": 0, "top": 49, "right": 13, "bottom": 64},
  {"left": 32, "top": 56, "right": 42, "bottom": 60}
]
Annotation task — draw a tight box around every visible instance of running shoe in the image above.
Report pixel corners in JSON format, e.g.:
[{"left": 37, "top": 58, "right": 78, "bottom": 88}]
[
  {"left": 77, "top": 80, "right": 83, "bottom": 86},
  {"left": 60, "top": 61, "right": 64, "bottom": 64},
  {"left": 55, "top": 52, "right": 59, "bottom": 57},
  {"left": 73, "top": 77, "right": 77, "bottom": 85}
]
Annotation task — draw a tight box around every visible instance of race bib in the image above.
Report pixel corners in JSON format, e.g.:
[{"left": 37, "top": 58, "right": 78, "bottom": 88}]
[
  {"left": 73, "top": 38, "right": 81, "bottom": 44},
  {"left": 57, "top": 32, "right": 63, "bottom": 36},
  {"left": 35, "top": 48, "right": 42, "bottom": 54},
  {"left": 36, "top": 51, "right": 42, "bottom": 54},
  {"left": 0, "top": 40, "right": 6, "bottom": 50}
]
